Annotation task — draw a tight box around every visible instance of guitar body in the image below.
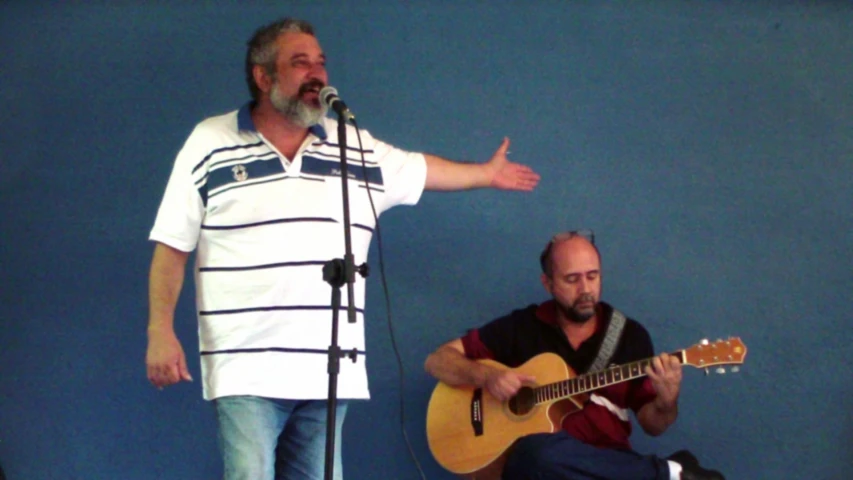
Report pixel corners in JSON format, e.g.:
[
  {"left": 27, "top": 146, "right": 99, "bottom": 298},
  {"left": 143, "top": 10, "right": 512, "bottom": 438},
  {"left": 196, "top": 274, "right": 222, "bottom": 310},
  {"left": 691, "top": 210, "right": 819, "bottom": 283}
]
[{"left": 426, "top": 353, "right": 583, "bottom": 479}]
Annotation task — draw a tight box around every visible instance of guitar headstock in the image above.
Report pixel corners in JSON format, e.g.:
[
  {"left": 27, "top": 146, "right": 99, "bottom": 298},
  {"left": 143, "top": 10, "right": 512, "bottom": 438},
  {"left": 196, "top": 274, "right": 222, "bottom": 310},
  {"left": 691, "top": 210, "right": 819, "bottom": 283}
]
[{"left": 682, "top": 337, "right": 747, "bottom": 370}]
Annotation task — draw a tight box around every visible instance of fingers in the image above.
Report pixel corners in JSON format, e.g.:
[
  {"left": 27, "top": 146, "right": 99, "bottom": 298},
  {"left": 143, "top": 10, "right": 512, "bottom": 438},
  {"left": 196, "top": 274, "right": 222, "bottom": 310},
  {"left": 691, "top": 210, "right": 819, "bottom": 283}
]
[
  {"left": 644, "top": 363, "right": 658, "bottom": 380},
  {"left": 667, "top": 355, "right": 682, "bottom": 370},
  {"left": 505, "top": 163, "right": 541, "bottom": 190},
  {"left": 496, "top": 137, "right": 510, "bottom": 155},
  {"left": 516, "top": 170, "right": 541, "bottom": 190},
  {"left": 514, "top": 164, "right": 537, "bottom": 175},
  {"left": 502, "top": 373, "right": 536, "bottom": 399},
  {"left": 491, "top": 377, "right": 518, "bottom": 401},
  {"left": 656, "top": 354, "right": 682, "bottom": 375},
  {"left": 487, "top": 370, "right": 534, "bottom": 401},
  {"left": 148, "top": 368, "right": 165, "bottom": 388},
  {"left": 650, "top": 356, "right": 664, "bottom": 376},
  {"left": 146, "top": 365, "right": 158, "bottom": 387},
  {"left": 179, "top": 355, "right": 193, "bottom": 382},
  {"left": 496, "top": 165, "right": 539, "bottom": 191},
  {"left": 645, "top": 355, "right": 668, "bottom": 381},
  {"left": 658, "top": 353, "right": 671, "bottom": 369},
  {"left": 151, "top": 364, "right": 178, "bottom": 388},
  {"left": 148, "top": 361, "right": 190, "bottom": 389},
  {"left": 649, "top": 354, "right": 680, "bottom": 374},
  {"left": 147, "top": 363, "right": 164, "bottom": 388},
  {"left": 146, "top": 336, "right": 191, "bottom": 389}
]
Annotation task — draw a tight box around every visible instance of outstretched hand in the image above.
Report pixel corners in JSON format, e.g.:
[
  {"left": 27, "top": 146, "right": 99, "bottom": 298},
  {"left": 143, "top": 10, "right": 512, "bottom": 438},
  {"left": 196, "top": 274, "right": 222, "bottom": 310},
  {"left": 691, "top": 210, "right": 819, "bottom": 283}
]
[{"left": 486, "top": 137, "right": 540, "bottom": 191}]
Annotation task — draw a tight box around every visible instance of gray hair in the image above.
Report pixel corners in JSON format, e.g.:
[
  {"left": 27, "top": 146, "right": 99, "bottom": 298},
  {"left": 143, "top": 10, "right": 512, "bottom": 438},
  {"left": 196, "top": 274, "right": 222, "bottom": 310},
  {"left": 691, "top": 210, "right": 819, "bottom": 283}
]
[{"left": 245, "top": 18, "right": 315, "bottom": 101}]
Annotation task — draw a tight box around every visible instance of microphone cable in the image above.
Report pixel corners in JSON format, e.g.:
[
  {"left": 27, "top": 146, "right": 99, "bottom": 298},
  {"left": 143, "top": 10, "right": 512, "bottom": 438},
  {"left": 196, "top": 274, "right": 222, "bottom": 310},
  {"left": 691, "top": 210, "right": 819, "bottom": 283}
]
[{"left": 352, "top": 120, "right": 428, "bottom": 480}]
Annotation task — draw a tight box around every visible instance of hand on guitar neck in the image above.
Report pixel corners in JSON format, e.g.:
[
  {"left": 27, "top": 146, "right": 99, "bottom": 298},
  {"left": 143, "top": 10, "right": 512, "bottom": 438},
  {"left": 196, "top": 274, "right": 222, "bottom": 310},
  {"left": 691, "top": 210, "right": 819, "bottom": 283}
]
[
  {"left": 645, "top": 353, "right": 682, "bottom": 410},
  {"left": 639, "top": 352, "right": 683, "bottom": 436}
]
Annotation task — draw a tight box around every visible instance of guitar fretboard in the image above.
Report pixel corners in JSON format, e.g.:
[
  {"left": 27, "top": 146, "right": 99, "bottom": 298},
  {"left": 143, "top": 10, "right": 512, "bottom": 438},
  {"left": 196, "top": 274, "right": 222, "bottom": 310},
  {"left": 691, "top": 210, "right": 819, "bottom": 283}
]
[{"left": 534, "top": 351, "right": 684, "bottom": 403}]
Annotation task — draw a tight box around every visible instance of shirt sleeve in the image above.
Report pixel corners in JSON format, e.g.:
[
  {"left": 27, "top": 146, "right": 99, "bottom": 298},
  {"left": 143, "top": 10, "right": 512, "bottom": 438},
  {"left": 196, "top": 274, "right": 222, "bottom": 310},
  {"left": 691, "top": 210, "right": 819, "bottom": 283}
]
[
  {"left": 460, "top": 329, "right": 495, "bottom": 360},
  {"left": 148, "top": 123, "right": 210, "bottom": 252},
  {"left": 367, "top": 133, "right": 427, "bottom": 212},
  {"left": 460, "top": 306, "right": 536, "bottom": 365}
]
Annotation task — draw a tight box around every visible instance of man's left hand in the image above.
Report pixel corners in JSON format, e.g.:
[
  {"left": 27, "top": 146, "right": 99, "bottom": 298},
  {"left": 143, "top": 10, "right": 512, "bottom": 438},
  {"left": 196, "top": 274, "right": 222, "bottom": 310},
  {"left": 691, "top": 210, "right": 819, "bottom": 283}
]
[
  {"left": 645, "top": 353, "right": 682, "bottom": 411},
  {"left": 486, "top": 137, "right": 540, "bottom": 191}
]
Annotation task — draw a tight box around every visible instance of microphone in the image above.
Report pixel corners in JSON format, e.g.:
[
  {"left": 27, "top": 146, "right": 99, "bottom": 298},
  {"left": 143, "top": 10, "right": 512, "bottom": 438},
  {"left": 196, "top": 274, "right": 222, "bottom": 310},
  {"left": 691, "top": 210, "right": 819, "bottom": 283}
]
[{"left": 320, "top": 86, "right": 355, "bottom": 121}]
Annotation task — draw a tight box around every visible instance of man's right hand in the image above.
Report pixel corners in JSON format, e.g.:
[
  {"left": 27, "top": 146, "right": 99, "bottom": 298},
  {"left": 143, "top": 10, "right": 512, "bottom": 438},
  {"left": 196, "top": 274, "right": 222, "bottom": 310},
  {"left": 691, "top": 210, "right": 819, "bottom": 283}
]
[
  {"left": 483, "top": 369, "right": 536, "bottom": 401},
  {"left": 146, "top": 328, "right": 192, "bottom": 389}
]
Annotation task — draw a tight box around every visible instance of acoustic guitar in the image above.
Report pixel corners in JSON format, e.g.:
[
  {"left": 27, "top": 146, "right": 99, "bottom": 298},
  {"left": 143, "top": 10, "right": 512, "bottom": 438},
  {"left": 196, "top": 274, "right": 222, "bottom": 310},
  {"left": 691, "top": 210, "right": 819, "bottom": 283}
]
[{"left": 426, "top": 337, "right": 747, "bottom": 479}]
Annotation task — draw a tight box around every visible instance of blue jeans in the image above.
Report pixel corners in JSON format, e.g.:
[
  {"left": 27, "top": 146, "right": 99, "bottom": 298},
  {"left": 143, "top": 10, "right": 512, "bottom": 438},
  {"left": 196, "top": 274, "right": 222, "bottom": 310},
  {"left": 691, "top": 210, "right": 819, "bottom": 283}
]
[
  {"left": 502, "top": 432, "right": 670, "bottom": 480},
  {"left": 214, "top": 396, "right": 349, "bottom": 480}
]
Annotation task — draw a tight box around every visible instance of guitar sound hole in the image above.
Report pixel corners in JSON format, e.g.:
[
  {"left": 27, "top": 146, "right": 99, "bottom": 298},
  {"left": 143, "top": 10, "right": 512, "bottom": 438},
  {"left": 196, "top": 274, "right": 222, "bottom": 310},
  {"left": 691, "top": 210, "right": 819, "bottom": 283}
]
[{"left": 508, "top": 386, "right": 536, "bottom": 416}]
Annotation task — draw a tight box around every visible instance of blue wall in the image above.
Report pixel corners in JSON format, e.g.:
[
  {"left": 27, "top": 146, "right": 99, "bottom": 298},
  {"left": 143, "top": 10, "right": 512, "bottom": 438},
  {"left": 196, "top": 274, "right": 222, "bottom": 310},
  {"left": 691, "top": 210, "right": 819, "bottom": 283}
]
[{"left": 1, "top": 2, "right": 851, "bottom": 479}]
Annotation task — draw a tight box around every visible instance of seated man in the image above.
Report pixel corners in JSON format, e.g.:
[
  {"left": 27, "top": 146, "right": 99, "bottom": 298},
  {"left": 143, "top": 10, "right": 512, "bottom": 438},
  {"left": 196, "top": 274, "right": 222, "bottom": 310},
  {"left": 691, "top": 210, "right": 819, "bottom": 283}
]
[{"left": 424, "top": 231, "right": 725, "bottom": 480}]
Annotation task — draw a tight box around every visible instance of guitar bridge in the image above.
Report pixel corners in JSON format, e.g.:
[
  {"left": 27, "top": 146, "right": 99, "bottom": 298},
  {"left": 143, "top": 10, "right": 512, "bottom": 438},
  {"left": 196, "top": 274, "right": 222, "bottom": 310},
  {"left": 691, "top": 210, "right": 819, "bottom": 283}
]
[{"left": 470, "top": 388, "right": 484, "bottom": 436}]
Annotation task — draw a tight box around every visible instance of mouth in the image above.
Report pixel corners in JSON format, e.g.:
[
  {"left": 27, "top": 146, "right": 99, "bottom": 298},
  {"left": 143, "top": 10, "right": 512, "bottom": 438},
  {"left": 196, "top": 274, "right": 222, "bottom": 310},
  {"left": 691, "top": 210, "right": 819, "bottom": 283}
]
[
  {"left": 575, "top": 297, "right": 596, "bottom": 309},
  {"left": 299, "top": 80, "right": 325, "bottom": 101}
]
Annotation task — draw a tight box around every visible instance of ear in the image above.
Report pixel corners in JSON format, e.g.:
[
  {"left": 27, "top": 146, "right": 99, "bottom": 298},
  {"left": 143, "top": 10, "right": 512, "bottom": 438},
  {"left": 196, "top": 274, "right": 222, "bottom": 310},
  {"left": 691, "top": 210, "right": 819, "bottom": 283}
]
[
  {"left": 252, "top": 64, "right": 273, "bottom": 95},
  {"left": 540, "top": 273, "right": 553, "bottom": 295}
]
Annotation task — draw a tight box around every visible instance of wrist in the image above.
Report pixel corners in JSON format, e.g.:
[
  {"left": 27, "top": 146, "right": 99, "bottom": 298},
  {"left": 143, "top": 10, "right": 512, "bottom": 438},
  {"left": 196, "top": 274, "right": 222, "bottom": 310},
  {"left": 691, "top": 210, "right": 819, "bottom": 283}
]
[
  {"left": 476, "top": 366, "right": 498, "bottom": 388},
  {"left": 653, "top": 397, "right": 678, "bottom": 414},
  {"left": 483, "top": 163, "right": 499, "bottom": 188},
  {"left": 147, "top": 321, "right": 175, "bottom": 337}
]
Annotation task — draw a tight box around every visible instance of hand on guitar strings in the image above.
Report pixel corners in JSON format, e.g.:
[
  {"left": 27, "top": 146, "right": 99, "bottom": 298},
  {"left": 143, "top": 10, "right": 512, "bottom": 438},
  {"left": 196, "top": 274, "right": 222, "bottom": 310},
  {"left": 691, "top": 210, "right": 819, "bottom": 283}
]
[{"left": 484, "top": 369, "right": 536, "bottom": 401}]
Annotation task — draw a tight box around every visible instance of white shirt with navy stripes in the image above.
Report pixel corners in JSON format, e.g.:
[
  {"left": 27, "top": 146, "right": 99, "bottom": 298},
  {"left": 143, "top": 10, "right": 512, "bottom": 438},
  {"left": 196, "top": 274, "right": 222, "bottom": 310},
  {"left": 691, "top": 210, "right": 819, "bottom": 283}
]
[{"left": 150, "top": 103, "right": 427, "bottom": 401}]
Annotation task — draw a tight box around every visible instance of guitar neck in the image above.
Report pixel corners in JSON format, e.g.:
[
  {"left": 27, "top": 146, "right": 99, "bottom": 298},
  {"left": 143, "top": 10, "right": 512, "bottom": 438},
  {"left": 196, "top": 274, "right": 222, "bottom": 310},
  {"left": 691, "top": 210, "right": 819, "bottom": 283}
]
[{"left": 533, "top": 350, "right": 685, "bottom": 404}]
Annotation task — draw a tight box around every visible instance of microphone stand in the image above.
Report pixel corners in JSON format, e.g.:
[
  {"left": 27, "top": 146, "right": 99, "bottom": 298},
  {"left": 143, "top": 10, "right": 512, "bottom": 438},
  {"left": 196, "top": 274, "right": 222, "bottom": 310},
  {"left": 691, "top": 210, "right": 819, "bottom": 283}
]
[{"left": 322, "top": 110, "right": 365, "bottom": 480}]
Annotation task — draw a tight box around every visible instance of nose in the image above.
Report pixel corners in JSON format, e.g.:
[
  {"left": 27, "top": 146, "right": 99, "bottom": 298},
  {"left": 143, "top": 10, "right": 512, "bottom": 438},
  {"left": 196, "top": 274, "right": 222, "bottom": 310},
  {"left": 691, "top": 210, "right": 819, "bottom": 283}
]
[
  {"left": 309, "top": 61, "right": 327, "bottom": 81},
  {"left": 578, "top": 277, "right": 591, "bottom": 294}
]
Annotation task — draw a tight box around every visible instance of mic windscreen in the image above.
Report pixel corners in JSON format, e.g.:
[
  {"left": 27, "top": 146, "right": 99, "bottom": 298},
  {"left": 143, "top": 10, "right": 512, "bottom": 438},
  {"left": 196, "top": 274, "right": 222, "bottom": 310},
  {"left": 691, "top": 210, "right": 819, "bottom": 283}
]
[{"left": 319, "top": 86, "right": 338, "bottom": 109}]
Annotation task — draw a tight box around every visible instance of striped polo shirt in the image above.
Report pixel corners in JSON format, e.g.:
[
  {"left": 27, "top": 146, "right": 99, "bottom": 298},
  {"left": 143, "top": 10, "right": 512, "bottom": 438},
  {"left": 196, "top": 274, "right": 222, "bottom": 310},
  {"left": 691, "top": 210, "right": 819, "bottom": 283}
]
[{"left": 150, "top": 103, "right": 427, "bottom": 400}]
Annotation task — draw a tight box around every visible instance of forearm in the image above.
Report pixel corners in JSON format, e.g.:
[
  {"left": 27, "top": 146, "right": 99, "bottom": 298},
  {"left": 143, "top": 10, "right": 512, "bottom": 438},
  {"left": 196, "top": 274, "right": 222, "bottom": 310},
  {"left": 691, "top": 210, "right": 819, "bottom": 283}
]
[
  {"left": 148, "top": 242, "right": 190, "bottom": 334},
  {"left": 423, "top": 154, "right": 492, "bottom": 191},
  {"left": 424, "top": 346, "right": 496, "bottom": 387},
  {"left": 637, "top": 399, "right": 678, "bottom": 436}
]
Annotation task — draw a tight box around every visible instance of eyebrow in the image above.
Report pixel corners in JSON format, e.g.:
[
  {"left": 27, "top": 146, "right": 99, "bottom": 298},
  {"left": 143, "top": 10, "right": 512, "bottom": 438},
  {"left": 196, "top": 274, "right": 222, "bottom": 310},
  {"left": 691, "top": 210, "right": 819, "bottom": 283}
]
[
  {"left": 289, "top": 52, "right": 326, "bottom": 61},
  {"left": 566, "top": 269, "right": 600, "bottom": 277}
]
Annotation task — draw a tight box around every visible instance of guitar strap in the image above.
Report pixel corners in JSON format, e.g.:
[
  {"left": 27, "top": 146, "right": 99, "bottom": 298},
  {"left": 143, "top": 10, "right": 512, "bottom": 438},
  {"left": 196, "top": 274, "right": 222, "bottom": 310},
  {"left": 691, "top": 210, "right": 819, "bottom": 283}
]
[{"left": 587, "top": 308, "right": 626, "bottom": 373}]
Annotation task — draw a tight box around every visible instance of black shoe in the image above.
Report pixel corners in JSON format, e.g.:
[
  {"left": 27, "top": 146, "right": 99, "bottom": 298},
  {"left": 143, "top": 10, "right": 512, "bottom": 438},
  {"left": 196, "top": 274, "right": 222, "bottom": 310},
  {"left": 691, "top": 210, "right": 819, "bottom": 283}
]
[{"left": 667, "top": 450, "right": 725, "bottom": 480}]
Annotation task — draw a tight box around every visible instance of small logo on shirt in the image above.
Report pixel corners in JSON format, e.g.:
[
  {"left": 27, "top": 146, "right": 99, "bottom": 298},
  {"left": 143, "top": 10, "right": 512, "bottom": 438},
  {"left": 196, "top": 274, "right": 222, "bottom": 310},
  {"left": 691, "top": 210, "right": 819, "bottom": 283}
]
[
  {"left": 330, "top": 168, "right": 356, "bottom": 179},
  {"left": 232, "top": 164, "right": 248, "bottom": 182}
]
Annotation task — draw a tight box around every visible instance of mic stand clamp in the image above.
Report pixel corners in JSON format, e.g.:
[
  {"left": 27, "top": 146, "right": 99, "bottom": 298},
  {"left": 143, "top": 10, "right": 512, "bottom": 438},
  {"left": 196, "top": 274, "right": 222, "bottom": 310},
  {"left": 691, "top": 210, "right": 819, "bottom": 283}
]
[{"left": 321, "top": 259, "right": 369, "bottom": 367}]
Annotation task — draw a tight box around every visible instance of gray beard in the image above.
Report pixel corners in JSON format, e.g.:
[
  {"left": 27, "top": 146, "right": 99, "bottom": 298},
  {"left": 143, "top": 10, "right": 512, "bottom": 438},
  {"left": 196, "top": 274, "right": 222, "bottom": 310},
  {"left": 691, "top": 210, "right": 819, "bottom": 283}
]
[{"left": 270, "top": 86, "right": 327, "bottom": 128}]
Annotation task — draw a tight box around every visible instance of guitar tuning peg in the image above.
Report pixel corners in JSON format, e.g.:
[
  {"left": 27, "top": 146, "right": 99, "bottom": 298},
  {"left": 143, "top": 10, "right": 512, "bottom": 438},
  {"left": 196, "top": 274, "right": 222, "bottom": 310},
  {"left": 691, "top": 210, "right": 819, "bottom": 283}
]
[
  {"left": 704, "top": 368, "right": 710, "bottom": 376},
  {"left": 700, "top": 339, "right": 709, "bottom": 346},
  {"left": 731, "top": 366, "right": 740, "bottom": 373},
  {"left": 715, "top": 367, "right": 726, "bottom": 375}
]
